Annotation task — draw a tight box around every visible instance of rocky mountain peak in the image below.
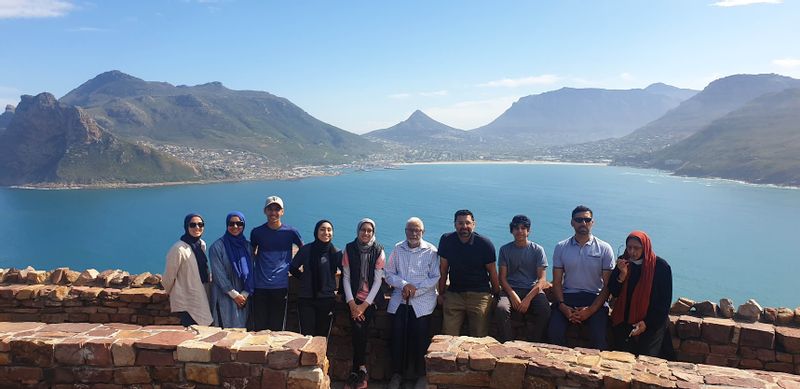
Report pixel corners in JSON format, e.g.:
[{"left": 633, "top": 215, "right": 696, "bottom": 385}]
[{"left": 4, "top": 104, "right": 14, "bottom": 113}]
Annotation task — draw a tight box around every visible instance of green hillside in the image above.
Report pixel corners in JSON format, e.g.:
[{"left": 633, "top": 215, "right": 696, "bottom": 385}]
[
  {"left": 60, "top": 71, "right": 380, "bottom": 165},
  {"left": 648, "top": 88, "right": 800, "bottom": 186}
]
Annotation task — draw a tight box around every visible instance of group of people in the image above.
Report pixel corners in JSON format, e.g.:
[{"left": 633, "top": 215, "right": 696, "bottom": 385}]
[{"left": 163, "top": 197, "right": 673, "bottom": 389}]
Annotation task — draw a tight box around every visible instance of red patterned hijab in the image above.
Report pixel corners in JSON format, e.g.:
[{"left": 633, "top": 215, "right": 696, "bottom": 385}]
[{"left": 611, "top": 231, "right": 657, "bottom": 326}]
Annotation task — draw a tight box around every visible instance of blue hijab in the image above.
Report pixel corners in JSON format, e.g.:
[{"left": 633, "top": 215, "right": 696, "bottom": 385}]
[
  {"left": 222, "top": 212, "right": 254, "bottom": 294},
  {"left": 180, "top": 213, "right": 209, "bottom": 284}
]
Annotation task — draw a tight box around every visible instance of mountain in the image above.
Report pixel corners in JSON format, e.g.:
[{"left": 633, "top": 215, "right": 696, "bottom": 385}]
[
  {"left": 0, "top": 93, "right": 201, "bottom": 186},
  {"left": 470, "top": 86, "right": 690, "bottom": 146},
  {"left": 365, "top": 110, "right": 471, "bottom": 144},
  {"left": 60, "top": 70, "right": 380, "bottom": 165},
  {"left": 624, "top": 74, "right": 800, "bottom": 143},
  {"left": 645, "top": 87, "right": 800, "bottom": 186},
  {"left": 0, "top": 105, "right": 13, "bottom": 131},
  {"left": 644, "top": 83, "right": 698, "bottom": 101}
]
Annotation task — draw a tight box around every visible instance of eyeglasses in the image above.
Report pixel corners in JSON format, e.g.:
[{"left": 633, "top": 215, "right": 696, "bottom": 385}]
[
  {"left": 572, "top": 217, "right": 593, "bottom": 224},
  {"left": 227, "top": 221, "right": 244, "bottom": 228},
  {"left": 188, "top": 222, "right": 205, "bottom": 228},
  {"left": 405, "top": 228, "right": 423, "bottom": 234}
]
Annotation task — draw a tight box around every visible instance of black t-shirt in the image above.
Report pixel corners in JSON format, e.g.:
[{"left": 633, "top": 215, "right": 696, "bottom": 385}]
[{"left": 438, "top": 232, "right": 496, "bottom": 293}]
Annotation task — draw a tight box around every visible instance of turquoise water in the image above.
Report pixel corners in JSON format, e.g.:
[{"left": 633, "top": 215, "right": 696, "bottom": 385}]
[{"left": 1, "top": 163, "right": 797, "bottom": 307}]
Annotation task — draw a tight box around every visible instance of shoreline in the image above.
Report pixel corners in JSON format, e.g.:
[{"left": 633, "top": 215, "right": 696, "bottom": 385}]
[{"left": 6, "top": 160, "right": 800, "bottom": 191}]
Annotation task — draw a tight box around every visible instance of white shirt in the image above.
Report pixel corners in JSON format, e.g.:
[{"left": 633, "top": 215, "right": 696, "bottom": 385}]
[
  {"left": 385, "top": 239, "right": 440, "bottom": 317},
  {"left": 163, "top": 240, "right": 213, "bottom": 326}
]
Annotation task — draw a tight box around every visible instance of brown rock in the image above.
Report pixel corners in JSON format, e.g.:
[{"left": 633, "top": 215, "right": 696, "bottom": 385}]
[
  {"left": 82, "top": 338, "right": 114, "bottom": 366},
  {"left": 236, "top": 344, "right": 269, "bottom": 364},
  {"left": 426, "top": 351, "right": 457, "bottom": 373},
  {"left": 185, "top": 362, "right": 220, "bottom": 385},
  {"left": 763, "top": 307, "right": 778, "bottom": 323},
  {"left": 680, "top": 340, "right": 709, "bottom": 354},
  {"left": 300, "top": 336, "right": 326, "bottom": 366},
  {"left": 694, "top": 300, "right": 717, "bottom": 317},
  {"left": 670, "top": 297, "right": 694, "bottom": 315},
  {"left": 262, "top": 368, "right": 288, "bottom": 389},
  {"left": 151, "top": 366, "right": 182, "bottom": 382},
  {"left": 489, "top": 357, "right": 526, "bottom": 389},
  {"left": 739, "top": 322, "right": 775, "bottom": 348},
  {"left": 774, "top": 307, "right": 793, "bottom": 325},
  {"left": 54, "top": 337, "right": 85, "bottom": 365},
  {"left": 719, "top": 298, "right": 735, "bottom": 318},
  {"left": 701, "top": 317, "right": 735, "bottom": 344},
  {"left": 145, "top": 273, "right": 161, "bottom": 285},
  {"left": 26, "top": 270, "right": 48, "bottom": 284},
  {"left": 765, "top": 361, "right": 794, "bottom": 373},
  {"left": 220, "top": 362, "right": 251, "bottom": 378},
  {"left": 48, "top": 286, "right": 70, "bottom": 301},
  {"left": 113, "top": 366, "right": 151, "bottom": 384},
  {"left": 428, "top": 371, "right": 491, "bottom": 387},
  {"left": 135, "top": 330, "right": 196, "bottom": 350},
  {"left": 268, "top": 347, "right": 301, "bottom": 369},
  {"left": 118, "top": 288, "right": 155, "bottom": 303},
  {"left": 4, "top": 366, "right": 43, "bottom": 384},
  {"left": 775, "top": 326, "right": 800, "bottom": 353},
  {"left": 469, "top": 350, "right": 497, "bottom": 371},
  {"left": 74, "top": 269, "right": 100, "bottom": 286},
  {"left": 130, "top": 272, "right": 152, "bottom": 287},
  {"left": 111, "top": 338, "right": 136, "bottom": 366},
  {"left": 135, "top": 349, "right": 175, "bottom": 366},
  {"left": 73, "top": 367, "right": 114, "bottom": 383},
  {"left": 737, "top": 299, "right": 763, "bottom": 322},
  {"left": 10, "top": 338, "right": 55, "bottom": 367},
  {"left": 287, "top": 366, "right": 327, "bottom": 389}
]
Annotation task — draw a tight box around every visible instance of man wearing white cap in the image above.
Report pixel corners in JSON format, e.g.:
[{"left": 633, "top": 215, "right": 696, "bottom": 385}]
[{"left": 250, "top": 195, "right": 303, "bottom": 331}]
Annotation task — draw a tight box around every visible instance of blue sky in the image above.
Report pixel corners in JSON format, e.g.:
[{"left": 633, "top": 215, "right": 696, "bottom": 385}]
[{"left": 1, "top": 0, "right": 799, "bottom": 133}]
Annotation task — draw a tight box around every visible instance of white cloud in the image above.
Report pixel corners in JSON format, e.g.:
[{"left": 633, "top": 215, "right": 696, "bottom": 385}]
[
  {"left": 620, "top": 72, "right": 635, "bottom": 82},
  {"left": 419, "top": 90, "right": 448, "bottom": 97},
  {"left": 772, "top": 58, "right": 800, "bottom": 68},
  {"left": 711, "top": 0, "right": 781, "bottom": 7},
  {"left": 0, "top": 0, "right": 74, "bottom": 19},
  {"left": 424, "top": 96, "right": 518, "bottom": 130},
  {"left": 477, "top": 74, "right": 560, "bottom": 88},
  {"left": 387, "top": 93, "right": 411, "bottom": 99},
  {"left": 66, "top": 26, "right": 107, "bottom": 32}
]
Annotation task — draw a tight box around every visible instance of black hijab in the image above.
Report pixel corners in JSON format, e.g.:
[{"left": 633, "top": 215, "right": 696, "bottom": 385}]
[
  {"left": 180, "top": 213, "right": 210, "bottom": 284},
  {"left": 309, "top": 219, "right": 338, "bottom": 298}
]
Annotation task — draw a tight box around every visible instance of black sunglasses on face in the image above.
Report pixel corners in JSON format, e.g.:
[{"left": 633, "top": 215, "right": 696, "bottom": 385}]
[
  {"left": 227, "top": 221, "right": 245, "bottom": 227},
  {"left": 573, "top": 217, "right": 593, "bottom": 224},
  {"left": 189, "top": 222, "right": 205, "bottom": 228}
]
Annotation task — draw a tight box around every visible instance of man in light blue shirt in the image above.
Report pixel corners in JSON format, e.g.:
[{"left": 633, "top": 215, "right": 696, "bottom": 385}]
[{"left": 548, "top": 205, "right": 615, "bottom": 350}]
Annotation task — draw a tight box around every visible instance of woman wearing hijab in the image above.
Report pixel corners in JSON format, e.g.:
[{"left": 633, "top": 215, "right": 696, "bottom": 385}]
[
  {"left": 342, "top": 218, "right": 386, "bottom": 389},
  {"left": 163, "top": 213, "right": 213, "bottom": 327},
  {"left": 209, "top": 212, "right": 255, "bottom": 329},
  {"left": 289, "top": 220, "right": 340, "bottom": 337},
  {"left": 609, "top": 231, "right": 673, "bottom": 357}
]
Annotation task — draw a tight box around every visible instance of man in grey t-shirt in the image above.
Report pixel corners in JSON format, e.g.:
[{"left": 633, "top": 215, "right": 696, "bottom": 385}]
[{"left": 494, "top": 214, "right": 551, "bottom": 343}]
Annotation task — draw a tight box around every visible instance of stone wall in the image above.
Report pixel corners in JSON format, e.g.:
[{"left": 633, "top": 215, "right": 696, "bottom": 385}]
[
  {"left": 0, "top": 321, "right": 329, "bottom": 388},
  {"left": 424, "top": 335, "right": 800, "bottom": 388},
  {"left": 3, "top": 266, "right": 800, "bottom": 381}
]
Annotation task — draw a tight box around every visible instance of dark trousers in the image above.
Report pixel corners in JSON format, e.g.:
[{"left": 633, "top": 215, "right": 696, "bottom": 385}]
[
  {"left": 298, "top": 297, "right": 335, "bottom": 337},
  {"left": 391, "top": 304, "right": 431, "bottom": 377},
  {"left": 252, "top": 288, "right": 288, "bottom": 331},
  {"left": 495, "top": 291, "right": 551, "bottom": 343},
  {"left": 612, "top": 319, "right": 668, "bottom": 357},
  {"left": 178, "top": 311, "right": 197, "bottom": 327},
  {"left": 349, "top": 299, "right": 376, "bottom": 370},
  {"left": 547, "top": 292, "right": 608, "bottom": 350}
]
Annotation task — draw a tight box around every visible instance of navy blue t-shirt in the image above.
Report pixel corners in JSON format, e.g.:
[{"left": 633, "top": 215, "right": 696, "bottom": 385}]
[
  {"left": 250, "top": 223, "right": 303, "bottom": 289},
  {"left": 438, "top": 232, "right": 496, "bottom": 293}
]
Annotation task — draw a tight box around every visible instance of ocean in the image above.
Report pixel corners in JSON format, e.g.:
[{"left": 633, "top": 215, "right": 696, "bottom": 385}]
[{"left": 1, "top": 163, "right": 797, "bottom": 307}]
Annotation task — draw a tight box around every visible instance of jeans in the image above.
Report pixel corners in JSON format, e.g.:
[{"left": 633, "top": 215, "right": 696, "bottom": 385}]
[
  {"left": 495, "top": 290, "right": 551, "bottom": 343},
  {"left": 349, "top": 299, "right": 376, "bottom": 369},
  {"left": 298, "top": 297, "right": 335, "bottom": 337},
  {"left": 547, "top": 291, "right": 608, "bottom": 350}
]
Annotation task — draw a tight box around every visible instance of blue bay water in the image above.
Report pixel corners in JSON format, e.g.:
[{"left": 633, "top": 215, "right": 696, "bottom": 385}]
[{"left": 0, "top": 163, "right": 797, "bottom": 307}]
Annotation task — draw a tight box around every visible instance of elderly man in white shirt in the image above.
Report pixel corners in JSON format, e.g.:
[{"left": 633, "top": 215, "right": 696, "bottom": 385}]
[{"left": 385, "top": 217, "right": 440, "bottom": 389}]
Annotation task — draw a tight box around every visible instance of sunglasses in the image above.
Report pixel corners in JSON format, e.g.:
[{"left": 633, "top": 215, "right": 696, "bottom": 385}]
[
  {"left": 188, "top": 222, "right": 205, "bottom": 228},
  {"left": 572, "top": 217, "right": 593, "bottom": 224},
  {"left": 227, "top": 221, "right": 245, "bottom": 228}
]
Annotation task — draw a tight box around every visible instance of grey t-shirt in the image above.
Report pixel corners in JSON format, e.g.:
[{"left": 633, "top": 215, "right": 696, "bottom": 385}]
[{"left": 498, "top": 241, "right": 548, "bottom": 291}]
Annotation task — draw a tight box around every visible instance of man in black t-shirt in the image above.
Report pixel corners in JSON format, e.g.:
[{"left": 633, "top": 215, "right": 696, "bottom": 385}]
[{"left": 437, "top": 209, "right": 499, "bottom": 337}]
